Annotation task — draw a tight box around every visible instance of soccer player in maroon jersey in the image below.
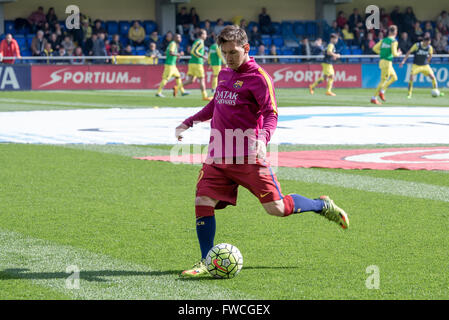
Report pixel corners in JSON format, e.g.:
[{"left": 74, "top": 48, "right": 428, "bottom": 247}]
[{"left": 176, "top": 26, "right": 349, "bottom": 277}]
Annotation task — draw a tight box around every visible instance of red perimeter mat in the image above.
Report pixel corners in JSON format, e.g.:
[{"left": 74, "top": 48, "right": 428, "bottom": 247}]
[{"left": 136, "top": 147, "right": 449, "bottom": 170}]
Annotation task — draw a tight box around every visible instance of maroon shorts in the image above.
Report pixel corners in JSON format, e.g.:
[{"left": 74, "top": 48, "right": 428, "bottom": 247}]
[{"left": 196, "top": 158, "right": 284, "bottom": 209}]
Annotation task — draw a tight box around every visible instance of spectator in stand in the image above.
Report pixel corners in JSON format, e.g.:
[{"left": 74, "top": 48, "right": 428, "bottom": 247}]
[
  {"left": 341, "top": 23, "right": 355, "bottom": 46},
  {"left": 146, "top": 42, "right": 161, "bottom": 64},
  {"left": 47, "top": 33, "right": 61, "bottom": 51},
  {"left": 53, "top": 47, "right": 69, "bottom": 64},
  {"left": 336, "top": 11, "right": 347, "bottom": 29},
  {"left": 398, "top": 32, "right": 412, "bottom": 53},
  {"left": 348, "top": 8, "right": 363, "bottom": 31},
  {"left": 352, "top": 27, "right": 364, "bottom": 47},
  {"left": 312, "top": 38, "right": 324, "bottom": 55},
  {"left": 269, "top": 44, "right": 278, "bottom": 63},
  {"left": 300, "top": 37, "right": 312, "bottom": 60},
  {"left": 411, "top": 21, "right": 424, "bottom": 43},
  {"left": 81, "top": 18, "right": 93, "bottom": 43},
  {"left": 0, "top": 34, "right": 21, "bottom": 64},
  {"left": 424, "top": 21, "right": 434, "bottom": 39},
  {"left": 363, "top": 32, "right": 376, "bottom": 54},
  {"left": 256, "top": 44, "right": 266, "bottom": 64},
  {"left": 28, "top": 6, "right": 46, "bottom": 33},
  {"left": 176, "top": 7, "right": 191, "bottom": 36},
  {"left": 54, "top": 23, "right": 64, "bottom": 42},
  {"left": 31, "top": 30, "right": 47, "bottom": 57},
  {"left": 390, "top": 6, "right": 403, "bottom": 31},
  {"left": 436, "top": 21, "right": 449, "bottom": 36},
  {"left": 239, "top": 19, "right": 248, "bottom": 32},
  {"left": 92, "top": 32, "right": 107, "bottom": 63},
  {"left": 61, "top": 35, "right": 75, "bottom": 52},
  {"left": 109, "top": 43, "right": 120, "bottom": 56},
  {"left": 258, "top": 7, "right": 273, "bottom": 34},
  {"left": 189, "top": 26, "right": 201, "bottom": 44},
  {"left": 46, "top": 7, "right": 58, "bottom": 31},
  {"left": 402, "top": 7, "right": 417, "bottom": 34},
  {"left": 120, "top": 44, "right": 133, "bottom": 55},
  {"left": 203, "top": 20, "right": 214, "bottom": 47},
  {"left": 148, "top": 31, "right": 160, "bottom": 49},
  {"left": 111, "top": 34, "right": 122, "bottom": 53},
  {"left": 128, "top": 20, "right": 146, "bottom": 47},
  {"left": 328, "top": 20, "right": 341, "bottom": 38},
  {"left": 214, "top": 19, "right": 226, "bottom": 36},
  {"left": 433, "top": 31, "right": 448, "bottom": 54},
  {"left": 71, "top": 46, "right": 85, "bottom": 64},
  {"left": 92, "top": 19, "right": 107, "bottom": 35},
  {"left": 161, "top": 31, "right": 173, "bottom": 52},
  {"left": 42, "top": 42, "right": 53, "bottom": 64},
  {"left": 248, "top": 24, "right": 262, "bottom": 47},
  {"left": 190, "top": 8, "right": 200, "bottom": 28},
  {"left": 380, "top": 8, "right": 393, "bottom": 27},
  {"left": 437, "top": 11, "right": 449, "bottom": 29},
  {"left": 42, "top": 22, "right": 52, "bottom": 39}
]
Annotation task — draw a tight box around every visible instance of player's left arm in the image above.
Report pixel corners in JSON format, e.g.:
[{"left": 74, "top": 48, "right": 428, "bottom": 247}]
[
  {"left": 253, "top": 71, "right": 279, "bottom": 158},
  {"left": 400, "top": 43, "right": 416, "bottom": 66},
  {"left": 176, "top": 100, "right": 215, "bottom": 141}
]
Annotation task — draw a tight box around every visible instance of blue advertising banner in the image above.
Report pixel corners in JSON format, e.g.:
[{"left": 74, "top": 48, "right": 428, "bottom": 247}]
[
  {"left": 0, "top": 65, "right": 31, "bottom": 90},
  {"left": 362, "top": 63, "right": 449, "bottom": 88}
]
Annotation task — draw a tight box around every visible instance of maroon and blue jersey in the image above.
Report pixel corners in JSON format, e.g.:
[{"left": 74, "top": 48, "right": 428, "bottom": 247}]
[{"left": 183, "top": 58, "right": 278, "bottom": 160}]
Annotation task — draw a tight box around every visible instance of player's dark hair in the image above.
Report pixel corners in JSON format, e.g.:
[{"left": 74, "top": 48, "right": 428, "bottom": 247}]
[
  {"left": 423, "top": 35, "right": 431, "bottom": 42},
  {"left": 197, "top": 28, "right": 206, "bottom": 38},
  {"left": 388, "top": 25, "right": 398, "bottom": 34},
  {"left": 330, "top": 33, "right": 338, "bottom": 39},
  {"left": 217, "top": 25, "right": 248, "bottom": 46}
]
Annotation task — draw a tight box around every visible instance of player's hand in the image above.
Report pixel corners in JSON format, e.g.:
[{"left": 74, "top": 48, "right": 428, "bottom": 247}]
[
  {"left": 175, "top": 123, "right": 189, "bottom": 141},
  {"left": 254, "top": 140, "right": 267, "bottom": 159},
  {"left": 399, "top": 61, "right": 404, "bottom": 68}
]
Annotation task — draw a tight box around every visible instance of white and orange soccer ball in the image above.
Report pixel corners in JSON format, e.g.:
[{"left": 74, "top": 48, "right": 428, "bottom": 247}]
[{"left": 205, "top": 243, "right": 243, "bottom": 279}]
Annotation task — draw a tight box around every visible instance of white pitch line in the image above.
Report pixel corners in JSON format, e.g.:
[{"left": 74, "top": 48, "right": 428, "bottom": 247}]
[
  {"left": 277, "top": 167, "right": 449, "bottom": 202},
  {"left": 0, "top": 228, "right": 251, "bottom": 300},
  {"left": 0, "top": 98, "right": 147, "bottom": 109}
]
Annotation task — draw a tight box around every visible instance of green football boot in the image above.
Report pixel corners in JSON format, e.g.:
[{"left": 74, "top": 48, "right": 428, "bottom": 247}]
[
  {"left": 180, "top": 259, "right": 209, "bottom": 278},
  {"left": 319, "top": 196, "right": 349, "bottom": 229}
]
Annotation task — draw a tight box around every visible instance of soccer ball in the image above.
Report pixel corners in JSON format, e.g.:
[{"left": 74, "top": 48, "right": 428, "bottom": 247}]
[
  {"left": 205, "top": 243, "right": 243, "bottom": 279},
  {"left": 431, "top": 89, "right": 440, "bottom": 97}
]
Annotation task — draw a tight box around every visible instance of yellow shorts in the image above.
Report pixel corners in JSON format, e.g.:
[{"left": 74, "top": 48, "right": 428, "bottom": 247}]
[
  {"left": 211, "top": 65, "right": 221, "bottom": 76},
  {"left": 411, "top": 64, "right": 434, "bottom": 77},
  {"left": 321, "top": 63, "right": 334, "bottom": 76},
  {"left": 379, "top": 59, "right": 397, "bottom": 80},
  {"left": 187, "top": 63, "right": 205, "bottom": 78},
  {"left": 162, "top": 65, "right": 181, "bottom": 80}
]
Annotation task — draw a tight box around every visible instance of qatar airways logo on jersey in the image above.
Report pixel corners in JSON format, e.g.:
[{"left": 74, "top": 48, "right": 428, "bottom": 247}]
[{"left": 215, "top": 89, "right": 239, "bottom": 105}]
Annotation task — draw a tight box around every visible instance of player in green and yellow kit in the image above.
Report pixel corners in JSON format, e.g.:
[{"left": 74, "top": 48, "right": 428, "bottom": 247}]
[
  {"left": 156, "top": 33, "right": 188, "bottom": 98},
  {"left": 371, "top": 25, "right": 402, "bottom": 105},
  {"left": 309, "top": 33, "right": 340, "bottom": 96},
  {"left": 399, "top": 35, "right": 443, "bottom": 98},
  {"left": 182, "top": 29, "right": 212, "bottom": 101},
  {"left": 208, "top": 41, "right": 226, "bottom": 94}
]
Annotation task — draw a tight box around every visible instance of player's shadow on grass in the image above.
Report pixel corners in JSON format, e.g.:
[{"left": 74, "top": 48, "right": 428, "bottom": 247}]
[{"left": 0, "top": 268, "right": 180, "bottom": 283}]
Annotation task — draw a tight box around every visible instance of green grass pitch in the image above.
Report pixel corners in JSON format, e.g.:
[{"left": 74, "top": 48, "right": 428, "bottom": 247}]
[{"left": 0, "top": 88, "right": 448, "bottom": 299}]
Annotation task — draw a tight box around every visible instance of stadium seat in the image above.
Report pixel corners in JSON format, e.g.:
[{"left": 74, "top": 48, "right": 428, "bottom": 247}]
[
  {"left": 305, "top": 21, "right": 317, "bottom": 37},
  {"left": 351, "top": 48, "right": 363, "bottom": 55},
  {"left": 119, "top": 21, "right": 131, "bottom": 36},
  {"left": 143, "top": 20, "right": 157, "bottom": 34},
  {"left": 293, "top": 21, "right": 305, "bottom": 37},
  {"left": 281, "top": 21, "right": 293, "bottom": 37},
  {"left": 4, "top": 20, "right": 15, "bottom": 34},
  {"left": 261, "top": 35, "right": 271, "bottom": 46},
  {"left": 272, "top": 35, "right": 284, "bottom": 47},
  {"left": 249, "top": 48, "right": 257, "bottom": 56},
  {"left": 106, "top": 21, "right": 119, "bottom": 35},
  {"left": 272, "top": 22, "right": 281, "bottom": 35},
  {"left": 14, "top": 35, "right": 26, "bottom": 49},
  {"left": 247, "top": 21, "right": 258, "bottom": 31},
  {"left": 136, "top": 48, "right": 146, "bottom": 55}
]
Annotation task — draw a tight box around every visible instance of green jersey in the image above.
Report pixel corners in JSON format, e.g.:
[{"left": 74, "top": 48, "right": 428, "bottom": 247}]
[
  {"left": 379, "top": 37, "right": 398, "bottom": 61},
  {"left": 189, "top": 38, "right": 204, "bottom": 64},
  {"left": 165, "top": 41, "right": 178, "bottom": 66},
  {"left": 208, "top": 43, "right": 225, "bottom": 66}
]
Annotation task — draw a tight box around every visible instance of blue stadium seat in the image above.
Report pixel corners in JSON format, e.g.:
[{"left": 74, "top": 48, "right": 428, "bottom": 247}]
[
  {"left": 21, "top": 49, "right": 32, "bottom": 56},
  {"left": 14, "top": 35, "right": 27, "bottom": 49},
  {"left": 119, "top": 21, "right": 131, "bottom": 36},
  {"left": 247, "top": 21, "right": 258, "bottom": 31},
  {"left": 305, "top": 21, "right": 317, "bottom": 37},
  {"left": 272, "top": 35, "right": 284, "bottom": 47},
  {"left": 4, "top": 20, "right": 15, "bottom": 34},
  {"left": 272, "top": 22, "right": 281, "bottom": 35},
  {"left": 143, "top": 20, "right": 157, "bottom": 34},
  {"left": 293, "top": 21, "right": 304, "bottom": 37},
  {"left": 281, "top": 21, "right": 293, "bottom": 37},
  {"left": 351, "top": 48, "right": 363, "bottom": 55},
  {"left": 136, "top": 48, "right": 146, "bottom": 55},
  {"left": 135, "top": 45, "right": 145, "bottom": 51},
  {"left": 106, "top": 21, "right": 119, "bottom": 35},
  {"left": 249, "top": 48, "right": 257, "bottom": 56},
  {"left": 261, "top": 35, "right": 271, "bottom": 46}
]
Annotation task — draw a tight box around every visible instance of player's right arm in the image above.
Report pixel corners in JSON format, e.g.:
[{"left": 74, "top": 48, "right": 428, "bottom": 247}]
[
  {"left": 176, "top": 100, "right": 215, "bottom": 141},
  {"left": 372, "top": 41, "right": 381, "bottom": 54},
  {"left": 400, "top": 43, "right": 417, "bottom": 67}
]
